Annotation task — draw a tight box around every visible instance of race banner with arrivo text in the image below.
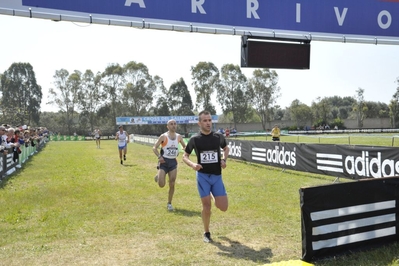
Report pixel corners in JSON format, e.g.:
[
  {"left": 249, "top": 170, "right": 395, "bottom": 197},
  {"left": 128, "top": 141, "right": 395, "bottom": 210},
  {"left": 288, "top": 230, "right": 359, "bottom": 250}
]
[
  {"left": 1, "top": 0, "right": 399, "bottom": 39},
  {"left": 227, "top": 139, "right": 399, "bottom": 179}
]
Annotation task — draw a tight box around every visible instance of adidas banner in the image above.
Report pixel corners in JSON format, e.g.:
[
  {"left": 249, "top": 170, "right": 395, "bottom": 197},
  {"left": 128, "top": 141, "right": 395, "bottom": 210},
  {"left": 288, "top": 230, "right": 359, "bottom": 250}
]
[
  {"left": 227, "top": 140, "right": 399, "bottom": 180},
  {"left": 300, "top": 177, "right": 399, "bottom": 261}
]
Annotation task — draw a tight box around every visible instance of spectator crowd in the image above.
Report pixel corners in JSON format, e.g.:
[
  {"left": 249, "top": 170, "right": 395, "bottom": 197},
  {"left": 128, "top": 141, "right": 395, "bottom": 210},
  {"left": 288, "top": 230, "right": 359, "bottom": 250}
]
[{"left": 0, "top": 124, "right": 49, "bottom": 164}]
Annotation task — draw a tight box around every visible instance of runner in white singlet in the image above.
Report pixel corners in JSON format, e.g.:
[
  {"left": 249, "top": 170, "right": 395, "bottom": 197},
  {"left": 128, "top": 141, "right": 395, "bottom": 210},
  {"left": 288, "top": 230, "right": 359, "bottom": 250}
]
[
  {"left": 115, "top": 125, "right": 129, "bottom": 165},
  {"left": 93, "top": 128, "right": 101, "bottom": 148},
  {"left": 152, "top": 119, "right": 186, "bottom": 211}
]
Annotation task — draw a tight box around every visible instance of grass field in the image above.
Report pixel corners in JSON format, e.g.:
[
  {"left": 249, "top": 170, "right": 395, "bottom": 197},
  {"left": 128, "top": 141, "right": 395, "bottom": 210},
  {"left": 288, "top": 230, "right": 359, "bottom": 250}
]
[{"left": 1, "top": 139, "right": 399, "bottom": 265}]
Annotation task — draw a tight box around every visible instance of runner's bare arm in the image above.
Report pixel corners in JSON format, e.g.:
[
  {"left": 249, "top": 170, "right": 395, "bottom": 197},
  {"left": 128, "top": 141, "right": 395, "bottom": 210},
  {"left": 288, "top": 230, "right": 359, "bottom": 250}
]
[
  {"left": 179, "top": 135, "right": 186, "bottom": 150},
  {"left": 152, "top": 135, "right": 165, "bottom": 158},
  {"left": 183, "top": 152, "right": 202, "bottom": 171}
]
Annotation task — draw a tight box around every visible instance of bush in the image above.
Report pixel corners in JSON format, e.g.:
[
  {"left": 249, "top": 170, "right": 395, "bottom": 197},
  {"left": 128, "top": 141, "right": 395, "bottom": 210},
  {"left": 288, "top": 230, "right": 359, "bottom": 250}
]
[{"left": 331, "top": 118, "right": 345, "bottom": 129}]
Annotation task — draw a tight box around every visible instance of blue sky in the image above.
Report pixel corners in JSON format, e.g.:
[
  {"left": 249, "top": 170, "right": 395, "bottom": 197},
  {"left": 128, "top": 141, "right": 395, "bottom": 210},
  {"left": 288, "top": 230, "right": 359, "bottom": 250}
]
[{"left": 1, "top": 14, "right": 399, "bottom": 113}]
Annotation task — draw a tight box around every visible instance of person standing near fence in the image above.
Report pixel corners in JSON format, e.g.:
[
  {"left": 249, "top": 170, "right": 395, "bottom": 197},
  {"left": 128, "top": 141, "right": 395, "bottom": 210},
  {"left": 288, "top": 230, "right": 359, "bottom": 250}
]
[
  {"left": 225, "top": 128, "right": 230, "bottom": 138},
  {"left": 5, "top": 127, "right": 19, "bottom": 163},
  {"left": 183, "top": 110, "right": 229, "bottom": 243},
  {"left": 152, "top": 119, "right": 186, "bottom": 211},
  {"left": 115, "top": 125, "right": 129, "bottom": 165},
  {"left": 0, "top": 126, "right": 9, "bottom": 154},
  {"left": 271, "top": 124, "right": 281, "bottom": 141}
]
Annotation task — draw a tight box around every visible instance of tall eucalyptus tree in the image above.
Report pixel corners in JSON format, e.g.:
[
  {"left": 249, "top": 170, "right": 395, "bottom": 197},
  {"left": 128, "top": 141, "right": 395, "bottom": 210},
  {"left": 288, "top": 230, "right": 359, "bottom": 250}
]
[
  {"left": 123, "top": 61, "right": 155, "bottom": 116},
  {"left": 191, "top": 61, "right": 219, "bottom": 114},
  {"left": 0, "top": 62, "right": 42, "bottom": 125},
  {"left": 48, "top": 69, "right": 82, "bottom": 134},
  {"left": 247, "top": 68, "right": 280, "bottom": 130},
  {"left": 217, "top": 64, "right": 250, "bottom": 128},
  {"left": 102, "top": 64, "right": 124, "bottom": 131}
]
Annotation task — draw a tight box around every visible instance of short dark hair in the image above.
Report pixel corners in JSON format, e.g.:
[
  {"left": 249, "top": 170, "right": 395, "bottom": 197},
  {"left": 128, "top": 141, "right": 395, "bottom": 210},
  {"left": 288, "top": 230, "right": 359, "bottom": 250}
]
[{"left": 198, "top": 110, "right": 211, "bottom": 121}]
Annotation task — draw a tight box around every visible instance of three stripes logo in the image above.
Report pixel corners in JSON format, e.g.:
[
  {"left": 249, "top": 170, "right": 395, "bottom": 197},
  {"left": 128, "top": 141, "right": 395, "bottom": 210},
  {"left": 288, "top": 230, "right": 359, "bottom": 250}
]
[
  {"left": 252, "top": 147, "right": 266, "bottom": 162},
  {"left": 316, "top": 153, "right": 344, "bottom": 173},
  {"left": 310, "top": 200, "right": 397, "bottom": 251}
]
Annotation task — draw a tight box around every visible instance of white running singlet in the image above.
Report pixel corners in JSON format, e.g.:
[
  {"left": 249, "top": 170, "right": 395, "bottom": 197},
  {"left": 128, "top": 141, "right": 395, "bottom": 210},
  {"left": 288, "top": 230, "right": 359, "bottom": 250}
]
[
  {"left": 117, "top": 131, "right": 127, "bottom": 146},
  {"left": 161, "top": 133, "right": 181, "bottom": 159}
]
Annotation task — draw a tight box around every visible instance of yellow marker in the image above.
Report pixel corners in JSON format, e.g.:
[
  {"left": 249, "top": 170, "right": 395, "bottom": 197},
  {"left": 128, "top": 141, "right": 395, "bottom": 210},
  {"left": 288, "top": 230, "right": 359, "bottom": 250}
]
[{"left": 265, "top": 260, "right": 313, "bottom": 266}]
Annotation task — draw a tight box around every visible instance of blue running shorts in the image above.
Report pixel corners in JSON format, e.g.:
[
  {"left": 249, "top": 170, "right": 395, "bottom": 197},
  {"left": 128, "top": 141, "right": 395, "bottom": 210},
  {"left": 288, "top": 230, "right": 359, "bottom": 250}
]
[{"left": 196, "top": 172, "right": 227, "bottom": 198}]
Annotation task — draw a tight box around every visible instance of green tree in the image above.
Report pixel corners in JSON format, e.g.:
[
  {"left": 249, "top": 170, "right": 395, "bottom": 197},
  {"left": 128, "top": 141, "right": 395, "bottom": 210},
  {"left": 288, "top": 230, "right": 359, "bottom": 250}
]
[
  {"left": 311, "top": 97, "right": 332, "bottom": 127},
  {"left": 326, "top": 96, "right": 352, "bottom": 119},
  {"left": 336, "top": 96, "right": 355, "bottom": 119},
  {"left": 48, "top": 69, "right": 82, "bottom": 134},
  {"left": 0, "top": 62, "right": 42, "bottom": 125},
  {"left": 123, "top": 61, "right": 156, "bottom": 116},
  {"left": 289, "top": 100, "right": 313, "bottom": 128},
  {"left": 39, "top": 111, "right": 65, "bottom": 134},
  {"left": 352, "top": 88, "right": 368, "bottom": 128},
  {"left": 390, "top": 79, "right": 399, "bottom": 127},
  {"left": 168, "top": 78, "right": 194, "bottom": 134},
  {"left": 271, "top": 106, "right": 284, "bottom": 121},
  {"left": 217, "top": 64, "right": 250, "bottom": 128},
  {"left": 389, "top": 99, "right": 399, "bottom": 128},
  {"left": 153, "top": 98, "right": 170, "bottom": 116},
  {"left": 168, "top": 78, "right": 194, "bottom": 116},
  {"left": 152, "top": 76, "right": 170, "bottom": 117},
  {"left": 313, "top": 96, "right": 354, "bottom": 120},
  {"left": 248, "top": 68, "right": 280, "bottom": 130},
  {"left": 191, "top": 62, "right": 219, "bottom": 114},
  {"left": 102, "top": 64, "right": 124, "bottom": 132},
  {"left": 78, "top": 70, "right": 105, "bottom": 132},
  {"left": 96, "top": 104, "right": 115, "bottom": 134},
  {"left": 364, "top": 101, "right": 389, "bottom": 118},
  {"left": 68, "top": 70, "right": 83, "bottom": 133}
]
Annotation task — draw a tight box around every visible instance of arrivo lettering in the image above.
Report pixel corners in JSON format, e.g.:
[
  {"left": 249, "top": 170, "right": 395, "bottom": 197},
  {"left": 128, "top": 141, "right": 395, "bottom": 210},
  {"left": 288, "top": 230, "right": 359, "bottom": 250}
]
[{"left": 124, "top": 0, "right": 394, "bottom": 30}]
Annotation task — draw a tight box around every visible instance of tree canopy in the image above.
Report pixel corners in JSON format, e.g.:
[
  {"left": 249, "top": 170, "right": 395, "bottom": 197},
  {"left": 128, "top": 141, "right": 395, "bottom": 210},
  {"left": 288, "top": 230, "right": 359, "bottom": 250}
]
[
  {"left": 0, "top": 62, "right": 42, "bottom": 125},
  {"left": 1, "top": 60, "right": 398, "bottom": 134}
]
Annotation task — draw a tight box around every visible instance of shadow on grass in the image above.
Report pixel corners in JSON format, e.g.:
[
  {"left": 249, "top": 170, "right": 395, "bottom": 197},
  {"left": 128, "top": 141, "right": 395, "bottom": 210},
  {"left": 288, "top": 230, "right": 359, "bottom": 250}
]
[
  {"left": 0, "top": 174, "right": 12, "bottom": 189},
  {"left": 121, "top": 164, "right": 136, "bottom": 167},
  {"left": 173, "top": 208, "right": 201, "bottom": 217},
  {"left": 211, "top": 236, "right": 272, "bottom": 264}
]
